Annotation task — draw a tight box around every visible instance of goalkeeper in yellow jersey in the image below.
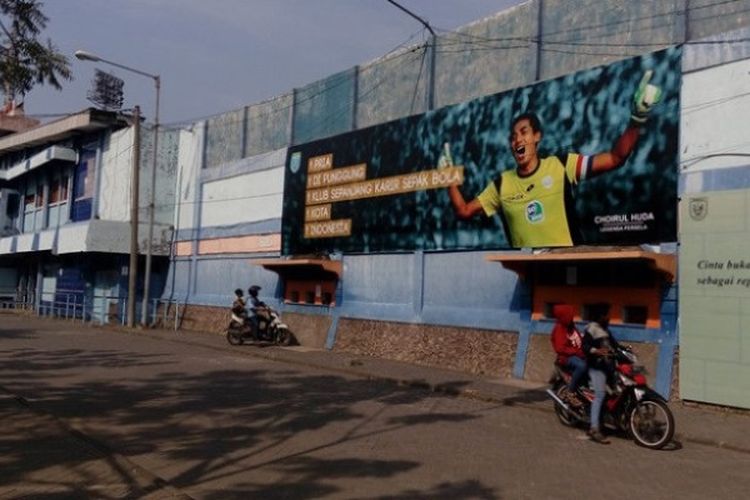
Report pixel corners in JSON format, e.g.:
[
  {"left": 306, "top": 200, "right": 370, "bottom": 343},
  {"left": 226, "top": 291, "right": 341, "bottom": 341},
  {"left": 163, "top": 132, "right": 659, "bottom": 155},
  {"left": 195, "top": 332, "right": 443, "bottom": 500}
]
[{"left": 443, "top": 71, "right": 662, "bottom": 248}]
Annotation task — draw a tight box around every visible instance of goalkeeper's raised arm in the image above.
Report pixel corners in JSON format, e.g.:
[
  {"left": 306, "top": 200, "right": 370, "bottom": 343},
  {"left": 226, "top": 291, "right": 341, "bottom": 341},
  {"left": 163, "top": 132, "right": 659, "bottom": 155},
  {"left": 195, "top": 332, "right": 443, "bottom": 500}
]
[
  {"left": 440, "top": 71, "right": 663, "bottom": 248},
  {"left": 588, "top": 70, "right": 662, "bottom": 177},
  {"left": 439, "top": 142, "right": 486, "bottom": 220}
]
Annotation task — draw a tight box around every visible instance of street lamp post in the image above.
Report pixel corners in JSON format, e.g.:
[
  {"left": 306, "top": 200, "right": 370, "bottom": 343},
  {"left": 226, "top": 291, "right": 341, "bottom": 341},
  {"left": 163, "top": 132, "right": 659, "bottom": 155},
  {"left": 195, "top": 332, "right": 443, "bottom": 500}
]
[{"left": 75, "top": 50, "right": 161, "bottom": 327}]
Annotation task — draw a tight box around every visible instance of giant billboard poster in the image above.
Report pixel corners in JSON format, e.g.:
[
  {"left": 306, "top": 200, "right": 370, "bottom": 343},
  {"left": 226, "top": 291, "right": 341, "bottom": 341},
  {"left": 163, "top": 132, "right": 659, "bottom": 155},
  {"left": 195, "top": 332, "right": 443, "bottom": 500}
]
[{"left": 282, "top": 47, "right": 681, "bottom": 255}]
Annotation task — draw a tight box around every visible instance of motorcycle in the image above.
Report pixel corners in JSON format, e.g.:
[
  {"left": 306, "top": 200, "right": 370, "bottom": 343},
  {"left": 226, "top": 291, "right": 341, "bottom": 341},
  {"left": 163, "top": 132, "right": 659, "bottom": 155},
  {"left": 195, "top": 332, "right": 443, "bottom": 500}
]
[
  {"left": 226, "top": 306, "right": 293, "bottom": 347},
  {"left": 547, "top": 344, "right": 675, "bottom": 449}
]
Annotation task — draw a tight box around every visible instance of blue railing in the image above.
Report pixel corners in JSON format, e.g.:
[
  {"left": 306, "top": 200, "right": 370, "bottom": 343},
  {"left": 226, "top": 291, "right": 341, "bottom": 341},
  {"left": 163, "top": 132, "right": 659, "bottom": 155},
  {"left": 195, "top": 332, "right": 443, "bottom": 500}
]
[{"left": 2, "top": 289, "right": 183, "bottom": 331}]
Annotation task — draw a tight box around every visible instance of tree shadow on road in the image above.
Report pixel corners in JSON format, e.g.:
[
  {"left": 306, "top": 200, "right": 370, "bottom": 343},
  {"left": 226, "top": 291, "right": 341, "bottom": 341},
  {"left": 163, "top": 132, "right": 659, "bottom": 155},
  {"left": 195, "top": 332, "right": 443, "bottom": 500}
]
[
  {"left": 353, "top": 479, "right": 498, "bottom": 500},
  {"left": 0, "top": 333, "right": 500, "bottom": 499},
  {"left": 500, "top": 387, "right": 549, "bottom": 406}
]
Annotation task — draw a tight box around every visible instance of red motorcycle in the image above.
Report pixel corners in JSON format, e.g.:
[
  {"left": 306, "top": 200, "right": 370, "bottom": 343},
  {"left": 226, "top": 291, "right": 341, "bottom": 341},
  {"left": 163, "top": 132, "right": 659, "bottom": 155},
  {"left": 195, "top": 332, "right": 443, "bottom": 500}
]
[{"left": 547, "top": 345, "right": 675, "bottom": 449}]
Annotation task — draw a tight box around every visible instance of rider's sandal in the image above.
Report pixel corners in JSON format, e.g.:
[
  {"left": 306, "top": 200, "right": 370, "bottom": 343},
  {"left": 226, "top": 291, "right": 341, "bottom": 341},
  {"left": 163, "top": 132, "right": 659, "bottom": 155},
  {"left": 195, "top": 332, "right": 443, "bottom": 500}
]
[{"left": 588, "top": 429, "right": 611, "bottom": 445}]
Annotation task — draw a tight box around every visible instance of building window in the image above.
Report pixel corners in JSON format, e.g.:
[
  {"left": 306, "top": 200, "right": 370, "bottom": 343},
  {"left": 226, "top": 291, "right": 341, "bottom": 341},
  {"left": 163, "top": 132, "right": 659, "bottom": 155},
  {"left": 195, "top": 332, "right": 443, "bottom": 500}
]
[
  {"left": 582, "top": 303, "right": 611, "bottom": 322},
  {"left": 622, "top": 305, "right": 648, "bottom": 325},
  {"left": 74, "top": 152, "right": 96, "bottom": 200},
  {"left": 24, "top": 192, "right": 35, "bottom": 211},
  {"left": 543, "top": 302, "right": 560, "bottom": 319},
  {"left": 35, "top": 184, "right": 44, "bottom": 208},
  {"left": 49, "top": 175, "right": 69, "bottom": 204},
  {"left": 5, "top": 192, "right": 19, "bottom": 219}
]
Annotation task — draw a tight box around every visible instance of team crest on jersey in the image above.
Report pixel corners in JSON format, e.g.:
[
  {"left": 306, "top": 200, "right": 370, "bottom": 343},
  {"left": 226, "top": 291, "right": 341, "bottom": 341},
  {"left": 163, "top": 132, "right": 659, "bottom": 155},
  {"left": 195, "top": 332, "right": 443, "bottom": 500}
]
[{"left": 526, "top": 200, "right": 544, "bottom": 223}]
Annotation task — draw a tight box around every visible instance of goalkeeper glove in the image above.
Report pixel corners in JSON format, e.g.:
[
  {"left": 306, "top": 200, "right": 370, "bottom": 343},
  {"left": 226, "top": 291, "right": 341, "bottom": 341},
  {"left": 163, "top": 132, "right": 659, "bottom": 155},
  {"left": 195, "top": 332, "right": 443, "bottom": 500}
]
[
  {"left": 437, "top": 142, "right": 454, "bottom": 168},
  {"left": 631, "top": 70, "right": 662, "bottom": 124}
]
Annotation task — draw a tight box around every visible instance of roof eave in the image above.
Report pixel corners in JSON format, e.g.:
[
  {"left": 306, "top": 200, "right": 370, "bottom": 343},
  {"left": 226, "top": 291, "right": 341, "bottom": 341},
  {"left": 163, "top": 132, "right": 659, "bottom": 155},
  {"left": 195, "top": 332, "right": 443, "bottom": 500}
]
[{"left": 0, "top": 108, "right": 127, "bottom": 155}]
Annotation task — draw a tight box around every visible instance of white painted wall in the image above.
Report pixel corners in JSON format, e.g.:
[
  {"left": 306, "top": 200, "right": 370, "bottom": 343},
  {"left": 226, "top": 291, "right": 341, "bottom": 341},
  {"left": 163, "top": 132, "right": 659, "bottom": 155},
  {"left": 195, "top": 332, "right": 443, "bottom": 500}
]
[
  {"left": 99, "top": 127, "right": 134, "bottom": 221},
  {"left": 175, "top": 124, "right": 204, "bottom": 231},
  {"left": 681, "top": 57, "right": 750, "bottom": 172},
  {"left": 55, "top": 224, "right": 90, "bottom": 254},
  {"left": 200, "top": 166, "right": 284, "bottom": 228}
]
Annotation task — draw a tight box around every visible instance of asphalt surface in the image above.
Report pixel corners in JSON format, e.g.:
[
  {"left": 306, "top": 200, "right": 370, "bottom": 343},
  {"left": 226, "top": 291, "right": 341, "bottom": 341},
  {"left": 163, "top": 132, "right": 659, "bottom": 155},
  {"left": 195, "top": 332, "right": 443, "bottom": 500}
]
[{"left": 1, "top": 312, "right": 749, "bottom": 499}]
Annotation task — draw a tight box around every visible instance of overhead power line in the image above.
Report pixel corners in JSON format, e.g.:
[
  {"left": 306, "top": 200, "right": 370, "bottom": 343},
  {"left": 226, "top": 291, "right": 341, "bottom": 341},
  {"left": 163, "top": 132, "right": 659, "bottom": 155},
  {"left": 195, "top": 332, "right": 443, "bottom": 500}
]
[
  {"left": 19, "top": 0, "right": 750, "bottom": 145},
  {"left": 386, "top": 0, "right": 435, "bottom": 36}
]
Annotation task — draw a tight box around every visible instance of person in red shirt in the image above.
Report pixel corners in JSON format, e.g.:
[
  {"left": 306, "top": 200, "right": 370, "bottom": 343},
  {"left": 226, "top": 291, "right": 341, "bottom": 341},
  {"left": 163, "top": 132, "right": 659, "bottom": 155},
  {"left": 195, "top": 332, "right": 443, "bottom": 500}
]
[{"left": 550, "top": 304, "right": 586, "bottom": 407}]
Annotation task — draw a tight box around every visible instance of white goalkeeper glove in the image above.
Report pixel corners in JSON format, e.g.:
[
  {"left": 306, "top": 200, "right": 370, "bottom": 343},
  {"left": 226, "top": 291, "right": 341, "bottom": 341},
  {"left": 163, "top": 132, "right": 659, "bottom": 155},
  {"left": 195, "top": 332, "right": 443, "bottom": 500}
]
[
  {"left": 437, "top": 142, "right": 454, "bottom": 168},
  {"left": 631, "top": 70, "right": 662, "bottom": 124}
]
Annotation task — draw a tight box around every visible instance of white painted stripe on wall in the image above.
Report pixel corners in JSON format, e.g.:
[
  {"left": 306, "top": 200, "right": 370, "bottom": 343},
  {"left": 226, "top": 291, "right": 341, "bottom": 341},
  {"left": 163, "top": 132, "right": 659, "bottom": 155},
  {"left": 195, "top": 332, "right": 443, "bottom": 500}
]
[{"left": 200, "top": 166, "right": 284, "bottom": 228}]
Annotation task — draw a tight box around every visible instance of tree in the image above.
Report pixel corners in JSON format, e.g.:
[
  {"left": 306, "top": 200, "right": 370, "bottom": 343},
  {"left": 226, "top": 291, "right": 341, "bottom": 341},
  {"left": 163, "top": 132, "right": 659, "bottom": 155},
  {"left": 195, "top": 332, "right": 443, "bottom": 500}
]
[{"left": 0, "top": 0, "right": 71, "bottom": 108}]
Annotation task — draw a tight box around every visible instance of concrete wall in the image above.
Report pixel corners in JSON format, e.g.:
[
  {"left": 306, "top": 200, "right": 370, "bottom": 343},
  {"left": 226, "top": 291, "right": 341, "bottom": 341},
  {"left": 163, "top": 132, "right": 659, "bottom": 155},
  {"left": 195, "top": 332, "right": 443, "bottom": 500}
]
[
  {"left": 435, "top": 2, "right": 538, "bottom": 109},
  {"left": 676, "top": 55, "right": 750, "bottom": 408},
  {"left": 144, "top": 126, "right": 180, "bottom": 232},
  {"left": 679, "top": 190, "right": 750, "bottom": 409},
  {"left": 99, "top": 127, "right": 133, "bottom": 222},
  {"left": 681, "top": 56, "right": 750, "bottom": 173},
  {"left": 163, "top": 1, "right": 750, "bottom": 170},
  {"left": 174, "top": 124, "right": 205, "bottom": 235},
  {"left": 524, "top": 332, "right": 660, "bottom": 385},
  {"left": 200, "top": 166, "right": 284, "bottom": 229},
  {"left": 335, "top": 319, "right": 518, "bottom": 378},
  {"left": 293, "top": 68, "right": 357, "bottom": 145},
  {"left": 356, "top": 45, "right": 429, "bottom": 128},
  {"left": 99, "top": 125, "right": 178, "bottom": 231},
  {"left": 160, "top": 1, "right": 750, "bottom": 398}
]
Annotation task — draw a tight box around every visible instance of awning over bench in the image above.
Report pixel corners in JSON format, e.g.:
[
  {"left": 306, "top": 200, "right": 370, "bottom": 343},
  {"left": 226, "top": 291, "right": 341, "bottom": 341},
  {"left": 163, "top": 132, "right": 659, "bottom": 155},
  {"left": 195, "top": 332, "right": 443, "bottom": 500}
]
[
  {"left": 251, "top": 258, "right": 342, "bottom": 281},
  {"left": 486, "top": 247, "right": 676, "bottom": 283}
]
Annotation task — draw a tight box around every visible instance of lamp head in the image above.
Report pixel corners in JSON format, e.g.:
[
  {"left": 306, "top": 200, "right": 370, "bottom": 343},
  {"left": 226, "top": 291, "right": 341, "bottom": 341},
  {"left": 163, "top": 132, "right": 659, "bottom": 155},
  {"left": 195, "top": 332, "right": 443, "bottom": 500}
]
[{"left": 75, "top": 50, "right": 100, "bottom": 62}]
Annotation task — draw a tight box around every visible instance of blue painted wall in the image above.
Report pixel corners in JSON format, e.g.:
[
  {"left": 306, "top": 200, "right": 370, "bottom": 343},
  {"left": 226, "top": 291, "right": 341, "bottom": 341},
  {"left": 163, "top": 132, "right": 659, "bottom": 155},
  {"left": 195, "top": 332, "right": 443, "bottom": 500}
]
[{"left": 159, "top": 2, "right": 750, "bottom": 401}]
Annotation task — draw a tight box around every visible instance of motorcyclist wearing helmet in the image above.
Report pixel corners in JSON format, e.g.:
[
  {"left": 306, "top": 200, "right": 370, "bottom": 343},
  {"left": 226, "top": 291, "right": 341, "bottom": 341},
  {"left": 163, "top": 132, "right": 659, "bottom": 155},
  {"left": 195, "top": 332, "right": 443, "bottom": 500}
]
[
  {"left": 550, "top": 304, "right": 586, "bottom": 408},
  {"left": 247, "top": 285, "right": 270, "bottom": 335}
]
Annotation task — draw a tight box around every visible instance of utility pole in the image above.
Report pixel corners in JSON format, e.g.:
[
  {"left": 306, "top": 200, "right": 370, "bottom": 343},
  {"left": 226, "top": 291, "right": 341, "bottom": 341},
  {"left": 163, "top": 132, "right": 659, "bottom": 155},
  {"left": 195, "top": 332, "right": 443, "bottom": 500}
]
[
  {"left": 127, "top": 106, "right": 141, "bottom": 328},
  {"left": 74, "top": 50, "right": 160, "bottom": 328},
  {"left": 141, "top": 76, "right": 160, "bottom": 326},
  {"left": 386, "top": 0, "right": 436, "bottom": 110}
]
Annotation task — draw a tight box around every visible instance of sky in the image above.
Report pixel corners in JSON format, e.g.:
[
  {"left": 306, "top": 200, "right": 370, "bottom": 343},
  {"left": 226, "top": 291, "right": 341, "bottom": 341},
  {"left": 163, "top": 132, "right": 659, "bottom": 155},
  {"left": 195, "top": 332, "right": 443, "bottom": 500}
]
[{"left": 23, "top": 0, "right": 524, "bottom": 126}]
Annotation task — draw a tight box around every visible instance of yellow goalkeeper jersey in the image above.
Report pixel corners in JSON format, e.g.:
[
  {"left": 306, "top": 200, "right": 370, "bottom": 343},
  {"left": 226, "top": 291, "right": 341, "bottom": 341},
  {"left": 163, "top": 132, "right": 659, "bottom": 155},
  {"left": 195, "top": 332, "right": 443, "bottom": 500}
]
[{"left": 477, "top": 153, "right": 591, "bottom": 248}]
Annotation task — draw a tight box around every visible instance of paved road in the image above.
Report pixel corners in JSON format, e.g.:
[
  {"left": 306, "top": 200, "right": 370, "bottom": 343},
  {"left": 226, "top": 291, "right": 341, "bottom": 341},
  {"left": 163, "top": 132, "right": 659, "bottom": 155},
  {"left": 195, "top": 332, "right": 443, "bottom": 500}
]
[{"left": 1, "top": 315, "right": 749, "bottom": 499}]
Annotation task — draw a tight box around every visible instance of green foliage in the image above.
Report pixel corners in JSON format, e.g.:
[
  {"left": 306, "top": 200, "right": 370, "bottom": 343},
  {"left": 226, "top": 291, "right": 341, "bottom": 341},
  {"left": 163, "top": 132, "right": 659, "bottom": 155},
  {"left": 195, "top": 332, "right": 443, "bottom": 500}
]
[{"left": 0, "top": 0, "right": 71, "bottom": 105}]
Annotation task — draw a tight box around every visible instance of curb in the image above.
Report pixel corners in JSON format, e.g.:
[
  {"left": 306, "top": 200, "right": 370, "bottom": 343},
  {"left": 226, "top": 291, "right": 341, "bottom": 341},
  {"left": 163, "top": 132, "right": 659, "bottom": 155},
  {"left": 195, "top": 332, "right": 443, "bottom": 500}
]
[
  {"left": 0, "top": 386, "right": 194, "bottom": 499},
  {"left": 12, "top": 316, "right": 750, "bottom": 456},
  {"left": 142, "top": 328, "right": 750, "bottom": 454},
  {"left": 116, "top": 327, "right": 750, "bottom": 452}
]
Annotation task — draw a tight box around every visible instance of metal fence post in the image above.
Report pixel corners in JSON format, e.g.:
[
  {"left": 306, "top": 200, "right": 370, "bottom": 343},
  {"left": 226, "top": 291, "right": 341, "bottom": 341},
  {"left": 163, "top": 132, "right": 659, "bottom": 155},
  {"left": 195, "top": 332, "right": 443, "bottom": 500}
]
[{"left": 150, "top": 298, "right": 157, "bottom": 326}]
